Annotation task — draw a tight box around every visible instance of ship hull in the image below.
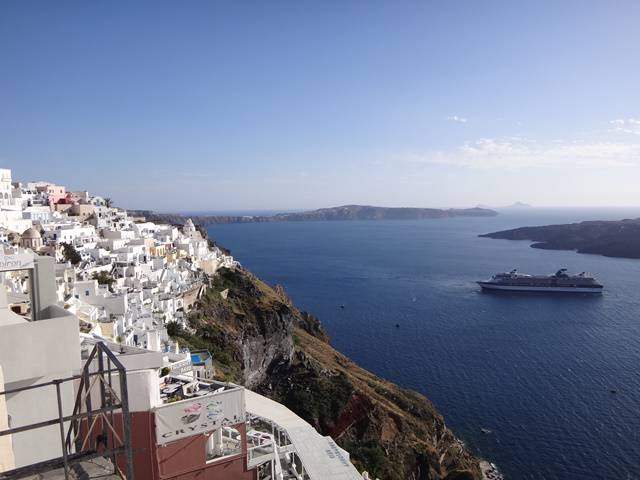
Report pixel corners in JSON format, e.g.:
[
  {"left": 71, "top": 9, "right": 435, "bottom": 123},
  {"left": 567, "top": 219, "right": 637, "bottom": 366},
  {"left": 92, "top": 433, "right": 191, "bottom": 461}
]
[{"left": 477, "top": 282, "right": 603, "bottom": 293}]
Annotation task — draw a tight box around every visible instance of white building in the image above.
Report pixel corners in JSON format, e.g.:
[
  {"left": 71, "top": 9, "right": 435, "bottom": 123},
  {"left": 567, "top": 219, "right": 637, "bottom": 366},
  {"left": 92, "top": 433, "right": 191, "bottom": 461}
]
[
  {"left": 0, "top": 254, "right": 81, "bottom": 469},
  {"left": 42, "top": 222, "right": 97, "bottom": 246},
  {"left": 0, "top": 169, "right": 15, "bottom": 208},
  {"left": 22, "top": 205, "right": 53, "bottom": 223},
  {"left": 102, "top": 228, "right": 136, "bottom": 241},
  {"left": 132, "top": 221, "right": 160, "bottom": 238},
  {"left": 73, "top": 279, "right": 128, "bottom": 317},
  {"left": 0, "top": 210, "right": 31, "bottom": 235}
]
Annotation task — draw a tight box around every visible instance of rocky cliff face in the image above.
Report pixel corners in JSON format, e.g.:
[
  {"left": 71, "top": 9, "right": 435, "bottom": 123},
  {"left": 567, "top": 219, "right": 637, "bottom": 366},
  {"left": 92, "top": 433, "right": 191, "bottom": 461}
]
[{"left": 172, "top": 267, "right": 482, "bottom": 480}]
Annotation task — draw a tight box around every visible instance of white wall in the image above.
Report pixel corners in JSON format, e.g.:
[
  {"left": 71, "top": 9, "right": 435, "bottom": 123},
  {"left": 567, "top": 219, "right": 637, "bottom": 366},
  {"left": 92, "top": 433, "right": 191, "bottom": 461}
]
[
  {"left": 0, "top": 285, "right": 81, "bottom": 468},
  {"left": 84, "top": 367, "right": 161, "bottom": 413},
  {"left": 0, "top": 211, "right": 31, "bottom": 234},
  {"left": 0, "top": 315, "right": 80, "bottom": 384},
  {"left": 5, "top": 377, "right": 75, "bottom": 468},
  {"left": 73, "top": 280, "right": 128, "bottom": 316},
  {"left": 0, "top": 366, "right": 15, "bottom": 472}
]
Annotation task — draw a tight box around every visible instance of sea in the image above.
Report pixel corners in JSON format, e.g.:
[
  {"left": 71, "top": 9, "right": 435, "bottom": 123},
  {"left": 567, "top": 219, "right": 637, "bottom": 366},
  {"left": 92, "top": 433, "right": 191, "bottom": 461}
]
[{"left": 205, "top": 208, "right": 640, "bottom": 480}]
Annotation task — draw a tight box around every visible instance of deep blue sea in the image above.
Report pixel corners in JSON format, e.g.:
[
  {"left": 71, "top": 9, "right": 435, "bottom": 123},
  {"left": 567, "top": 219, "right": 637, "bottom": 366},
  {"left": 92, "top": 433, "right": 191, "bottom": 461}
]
[{"left": 206, "top": 208, "right": 640, "bottom": 480}]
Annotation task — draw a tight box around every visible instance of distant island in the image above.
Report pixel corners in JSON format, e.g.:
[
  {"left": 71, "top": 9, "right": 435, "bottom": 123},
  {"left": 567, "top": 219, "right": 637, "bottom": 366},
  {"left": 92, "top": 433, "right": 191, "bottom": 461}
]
[
  {"left": 505, "top": 201, "right": 533, "bottom": 209},
  {"left": 130, "top": 204, "right": 498, "bottom": 225},
  {"left": 480, "top": 218, "right": 640, "bottom": 259},
  {"left": 476, "top": 201, "right": 532, "bottom": 209}
]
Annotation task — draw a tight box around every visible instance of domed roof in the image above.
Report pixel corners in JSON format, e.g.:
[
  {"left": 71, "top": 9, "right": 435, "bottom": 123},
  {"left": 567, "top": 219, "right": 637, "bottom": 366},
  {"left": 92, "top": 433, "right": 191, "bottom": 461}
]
[{"left": 21, "top": 227, "right": 41, "bottom": 239}]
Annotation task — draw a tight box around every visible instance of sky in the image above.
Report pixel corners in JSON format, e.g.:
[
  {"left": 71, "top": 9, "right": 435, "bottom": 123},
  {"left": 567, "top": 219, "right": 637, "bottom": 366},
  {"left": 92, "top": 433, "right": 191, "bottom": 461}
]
[{"left": 1, "top": 1, "right": 639, "bottom": 211}]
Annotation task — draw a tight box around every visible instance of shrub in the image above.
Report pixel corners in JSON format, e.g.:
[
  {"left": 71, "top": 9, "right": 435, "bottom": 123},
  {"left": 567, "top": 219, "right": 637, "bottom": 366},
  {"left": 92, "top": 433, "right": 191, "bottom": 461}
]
[{"left": 61, "top": 243, "right": 82, "bottom": 265}]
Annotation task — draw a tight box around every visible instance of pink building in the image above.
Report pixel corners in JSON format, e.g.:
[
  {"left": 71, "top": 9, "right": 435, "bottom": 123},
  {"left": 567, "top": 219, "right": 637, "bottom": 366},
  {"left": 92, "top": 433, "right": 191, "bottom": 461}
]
[{"left": 36, "top": 183, "right": 67, "bottom": 206}]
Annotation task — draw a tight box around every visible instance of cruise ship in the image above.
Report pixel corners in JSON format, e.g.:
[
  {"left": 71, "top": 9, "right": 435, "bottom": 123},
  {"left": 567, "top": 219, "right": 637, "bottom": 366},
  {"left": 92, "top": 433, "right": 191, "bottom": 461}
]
[{"left": 478, "top": 269, "right": 603, "bottom": 293}]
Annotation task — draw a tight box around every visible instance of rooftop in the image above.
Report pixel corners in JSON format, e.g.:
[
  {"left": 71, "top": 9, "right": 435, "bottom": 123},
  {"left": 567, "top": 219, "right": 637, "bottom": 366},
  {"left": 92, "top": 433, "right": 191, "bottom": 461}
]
[{"left": 159, "top": 375, "right": 237, "bottom": 405}]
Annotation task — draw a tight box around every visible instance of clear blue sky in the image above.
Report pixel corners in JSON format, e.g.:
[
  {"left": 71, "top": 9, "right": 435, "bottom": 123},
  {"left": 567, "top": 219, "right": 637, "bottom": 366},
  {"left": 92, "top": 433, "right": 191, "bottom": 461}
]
[{"left": 1, "top": 1, "right": 639, "bottom": 211}]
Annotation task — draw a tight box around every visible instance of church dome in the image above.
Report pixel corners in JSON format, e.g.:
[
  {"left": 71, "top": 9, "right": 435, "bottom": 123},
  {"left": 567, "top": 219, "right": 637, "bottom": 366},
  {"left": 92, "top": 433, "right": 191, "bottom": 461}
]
[{"left": 21, "top": 227, "right": 41, "bottom": 239}]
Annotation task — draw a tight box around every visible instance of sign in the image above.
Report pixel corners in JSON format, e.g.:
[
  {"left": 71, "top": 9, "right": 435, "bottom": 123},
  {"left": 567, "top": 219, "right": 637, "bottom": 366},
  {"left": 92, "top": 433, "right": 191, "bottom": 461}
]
[
  {"left": 0, "top": 253, "right": 34, "bottom": 272},
  {"left": 170, "top": 358, "right": 193, "bottom": 375},
  {"left": 154, "top": 387, "right": 245, "bottom": 444}
]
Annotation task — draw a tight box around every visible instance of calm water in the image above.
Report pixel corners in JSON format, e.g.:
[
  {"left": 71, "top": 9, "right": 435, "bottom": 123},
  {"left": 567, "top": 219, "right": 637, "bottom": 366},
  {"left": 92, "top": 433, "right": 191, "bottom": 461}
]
[{"left": 206, "top": 208, "right": 640, "bottom": 480}]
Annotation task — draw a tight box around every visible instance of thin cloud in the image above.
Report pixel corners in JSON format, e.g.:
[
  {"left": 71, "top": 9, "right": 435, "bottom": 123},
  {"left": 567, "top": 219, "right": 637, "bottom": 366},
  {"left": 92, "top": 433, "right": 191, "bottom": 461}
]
[
  {"left": 446, "top": 115, "right": 468, "bottom": 123},
  {"left": 403, "top": 137, "right": 640, "bottom": 169},
  {"left": 610, "top": 118, "right": 640, "bottom": 135}
]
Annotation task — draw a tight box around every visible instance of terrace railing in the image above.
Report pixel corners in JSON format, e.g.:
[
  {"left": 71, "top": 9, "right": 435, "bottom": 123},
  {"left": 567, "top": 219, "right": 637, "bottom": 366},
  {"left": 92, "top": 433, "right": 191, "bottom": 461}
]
[{"left": 0, "top": 342, "right": 134, "bottom": 480}]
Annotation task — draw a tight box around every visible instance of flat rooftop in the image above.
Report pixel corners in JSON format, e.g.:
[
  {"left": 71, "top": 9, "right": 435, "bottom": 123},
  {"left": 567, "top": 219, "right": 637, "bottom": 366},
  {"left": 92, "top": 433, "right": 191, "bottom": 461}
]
[{"left": 159, "top": 376, "right": 238, "bottom": 404}]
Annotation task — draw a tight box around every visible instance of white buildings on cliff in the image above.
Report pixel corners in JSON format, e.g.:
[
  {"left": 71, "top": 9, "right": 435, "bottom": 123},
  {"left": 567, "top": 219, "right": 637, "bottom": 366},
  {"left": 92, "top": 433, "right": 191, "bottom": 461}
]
[
  {"left": 0, "top": 167, "right": 368, "bottom": 480},
  {"left": 0, "top": 167, "right": 233, "bottom": 399},
  {"left": 0, "top": 169, "right": 232, "bottom": 354}
]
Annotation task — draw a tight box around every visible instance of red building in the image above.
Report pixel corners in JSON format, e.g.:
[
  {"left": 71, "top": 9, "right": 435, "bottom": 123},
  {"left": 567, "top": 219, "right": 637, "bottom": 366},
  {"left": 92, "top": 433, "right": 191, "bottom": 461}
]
[{"left": 124, "top": 379, "right": 254, "bottom": 480}]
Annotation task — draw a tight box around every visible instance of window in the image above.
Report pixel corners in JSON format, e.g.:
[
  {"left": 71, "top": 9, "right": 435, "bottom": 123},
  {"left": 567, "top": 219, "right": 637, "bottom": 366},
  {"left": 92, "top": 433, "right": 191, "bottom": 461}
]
[
  {"left": 85, "top": 290, "right": 90, "bottom": 296},
  {"left": 205, "top": 427, "right": 241, "bottom": 462}
]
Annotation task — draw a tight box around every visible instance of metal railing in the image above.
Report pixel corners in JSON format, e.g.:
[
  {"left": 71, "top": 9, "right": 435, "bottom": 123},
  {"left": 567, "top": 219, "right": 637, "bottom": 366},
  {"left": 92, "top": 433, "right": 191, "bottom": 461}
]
[{"left": 0, "top": 342, "right": 134, "bottom": 480}]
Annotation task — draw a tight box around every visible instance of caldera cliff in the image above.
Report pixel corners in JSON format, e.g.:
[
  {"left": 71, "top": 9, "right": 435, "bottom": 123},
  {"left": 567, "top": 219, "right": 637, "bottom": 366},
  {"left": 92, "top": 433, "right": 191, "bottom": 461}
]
[
  {"left": 480, "top": 218, "right": 640, "bottom": 259},
  {"left": 130, "top": 205, "right": 497, "bottom": 225},
  {"left": 169, "top": 266, "right": 483, "bottom": 480}
]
